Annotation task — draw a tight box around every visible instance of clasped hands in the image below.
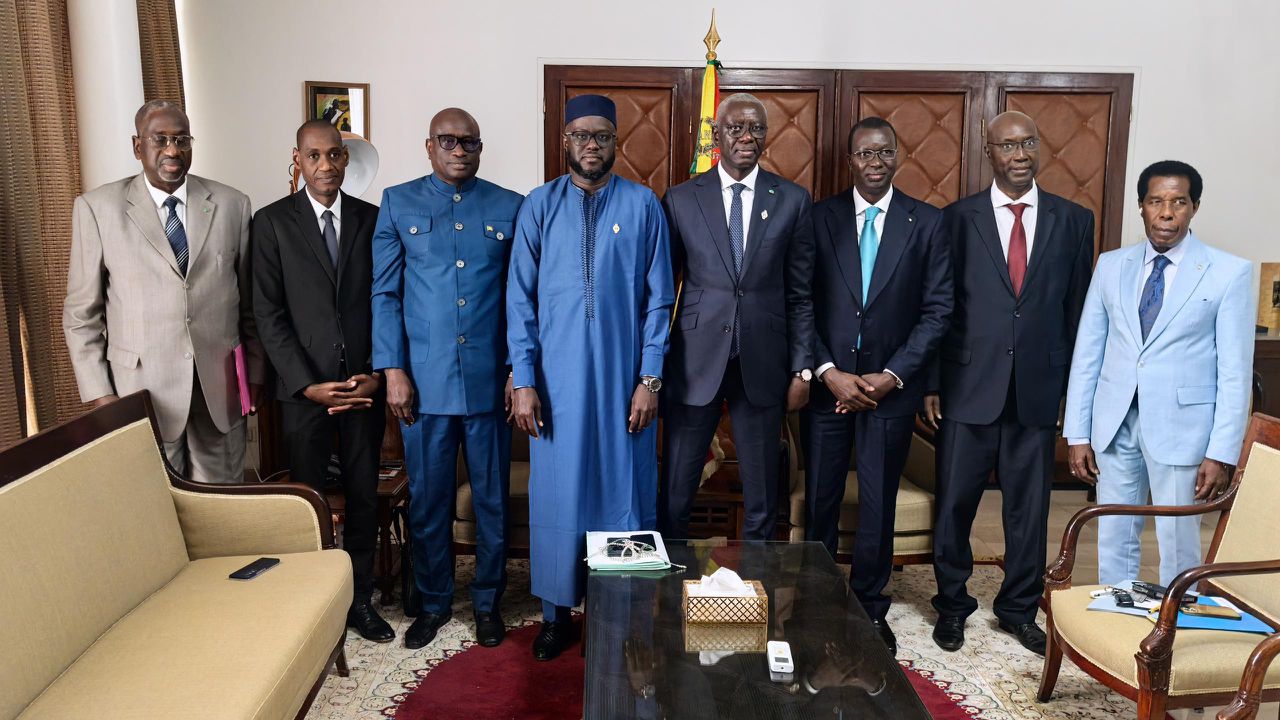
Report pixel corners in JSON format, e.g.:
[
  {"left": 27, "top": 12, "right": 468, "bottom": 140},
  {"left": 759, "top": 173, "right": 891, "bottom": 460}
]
[
  {"left": 304, "top": 372, "right": 380, "bottom": 415},
  {"left": 823, "top": 369, "right": 896, "bottom": 413}
]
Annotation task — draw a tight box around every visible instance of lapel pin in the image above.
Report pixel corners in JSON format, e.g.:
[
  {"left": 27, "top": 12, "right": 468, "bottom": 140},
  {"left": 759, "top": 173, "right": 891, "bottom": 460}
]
[
  {"left": 203, "top": 207, "right": 210, "bottom": 213},
  {"left": 613, "top": 223, "right": 621, "bottom": 234},
  {"left": 1196, "top": 263, "right": 1204, "bottom": 271},
  {"left": 761, "top": 210, "right": 769, "bottom": 220},
  {"left": 768, "top": 188, "right": 776, "bottom": 195},
  {"left": 486, "top": 225, "right": 493, "bottom": 232},
  {"left": 907, "top": 217, "right": 913, "bottom": 223}
]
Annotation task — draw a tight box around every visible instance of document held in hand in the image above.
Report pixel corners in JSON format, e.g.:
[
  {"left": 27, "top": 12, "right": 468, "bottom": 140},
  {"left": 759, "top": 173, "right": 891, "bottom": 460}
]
[{"left": 233, "top": 343, "right": 251, "bottom": 416}]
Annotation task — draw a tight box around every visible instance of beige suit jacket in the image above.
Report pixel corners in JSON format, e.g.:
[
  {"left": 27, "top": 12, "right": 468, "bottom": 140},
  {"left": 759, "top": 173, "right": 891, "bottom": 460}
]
[{"left": 63, "top": 173, "right": 264, "bottom": 441}]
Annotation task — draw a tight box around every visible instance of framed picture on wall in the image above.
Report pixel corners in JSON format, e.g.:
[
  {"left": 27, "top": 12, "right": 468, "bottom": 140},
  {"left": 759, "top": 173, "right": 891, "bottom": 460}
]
[{"left": 303, "top": 81, "right": 370, "bottom": 139}]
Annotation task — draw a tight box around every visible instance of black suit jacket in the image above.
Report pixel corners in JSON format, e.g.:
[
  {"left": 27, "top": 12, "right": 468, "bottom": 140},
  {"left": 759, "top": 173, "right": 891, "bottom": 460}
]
[
  {"left": 252, "top": 189, "right": 378, "bottom": 402},
  {"left": 937, "top": 187, "right": 1094, "bottom": 426},
  {"left": 662, "top": 167, "right": 816, "bottom": 407},
  {"left": 809, "top": 188, "right": 953, "bottom": 417}
]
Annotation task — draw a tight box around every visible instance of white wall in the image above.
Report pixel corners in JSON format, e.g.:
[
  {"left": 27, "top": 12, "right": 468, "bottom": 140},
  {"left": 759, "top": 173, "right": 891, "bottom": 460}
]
[{"left": 176, "top": 0, "right": 1280, "bottom": 274}]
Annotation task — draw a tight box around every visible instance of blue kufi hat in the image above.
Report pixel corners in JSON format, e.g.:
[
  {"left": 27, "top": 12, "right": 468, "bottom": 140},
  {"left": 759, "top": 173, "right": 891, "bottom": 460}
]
[{"left": 565, "top": 94, "right": 617, "bottom": 127}]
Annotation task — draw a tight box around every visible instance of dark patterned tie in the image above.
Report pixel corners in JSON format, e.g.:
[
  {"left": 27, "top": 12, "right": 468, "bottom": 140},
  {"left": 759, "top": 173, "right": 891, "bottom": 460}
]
[
  {"left": 321, "top": 209, "right": 338, "bottom": 269},
  {"left": 1139, "top": 254, "right": 1171, "bottom": 341},
  {"left": 729, "top": 183, "right": 746, "bottom": 357},
  {"left": 163, "top": 195, "right": 188, "bottom": 276}
]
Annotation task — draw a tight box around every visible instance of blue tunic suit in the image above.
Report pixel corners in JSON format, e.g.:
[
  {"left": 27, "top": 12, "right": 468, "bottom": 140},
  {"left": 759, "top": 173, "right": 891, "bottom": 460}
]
[
  {"left": 372, "top": 174, "right": 523, "bottom": 615},
  {"left": 507, "top": 174, "right": 674, "bottom": 609}
]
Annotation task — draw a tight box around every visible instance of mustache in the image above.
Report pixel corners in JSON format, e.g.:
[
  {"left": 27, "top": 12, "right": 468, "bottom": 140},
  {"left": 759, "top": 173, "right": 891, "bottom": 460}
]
[{"left": 566, "top": 152, "right": 615, "bottom": 182}]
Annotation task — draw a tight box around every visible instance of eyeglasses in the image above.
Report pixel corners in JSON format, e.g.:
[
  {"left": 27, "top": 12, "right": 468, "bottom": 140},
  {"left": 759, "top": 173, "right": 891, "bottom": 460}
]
[
  {"left": 722, "top": 123, "right": 767, "bottom": 139},
  {"left": 434, "top": 135, "right": 482, "bottom": 153},
  {"left": 563, "top": 131, "right": 617, "bottom": 147},
  {"left": 986, "top": 138, "right": 1040, "bottom": 155},
  {"left": 850, "top": 148, "right": 898, "bottom": 162},
  {"left": 142, "top": 135, "right": 194, "bottom": 150}
]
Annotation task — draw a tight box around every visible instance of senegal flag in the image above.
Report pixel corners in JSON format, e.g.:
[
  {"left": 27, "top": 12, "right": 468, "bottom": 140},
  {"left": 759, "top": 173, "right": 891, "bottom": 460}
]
[{"left": 690, "top": 57, "right": 721, "bottom": 176}]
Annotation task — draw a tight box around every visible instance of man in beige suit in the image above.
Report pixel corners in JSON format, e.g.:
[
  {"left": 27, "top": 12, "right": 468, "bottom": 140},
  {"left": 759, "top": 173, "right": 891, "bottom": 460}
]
[{"left": 64, "top": 99, "right": 263, "bottom": 482}]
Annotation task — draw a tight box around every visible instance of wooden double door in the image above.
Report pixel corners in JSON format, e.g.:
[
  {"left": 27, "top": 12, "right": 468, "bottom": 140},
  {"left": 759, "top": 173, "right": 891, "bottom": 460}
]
[{"left": 544, "top": 65, "right": 1133, "bottom": 255}]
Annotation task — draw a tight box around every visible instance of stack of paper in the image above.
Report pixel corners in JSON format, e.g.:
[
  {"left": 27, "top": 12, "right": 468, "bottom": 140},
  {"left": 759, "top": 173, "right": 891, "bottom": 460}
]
[{"left": 585, "top": 530, "right": 672, "bottom": 571}]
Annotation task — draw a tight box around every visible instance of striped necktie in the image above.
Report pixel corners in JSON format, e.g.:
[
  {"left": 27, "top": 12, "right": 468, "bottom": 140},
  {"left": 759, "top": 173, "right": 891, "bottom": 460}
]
[{"left": 163, "top": 195, "right": 189, "bottom": 276}]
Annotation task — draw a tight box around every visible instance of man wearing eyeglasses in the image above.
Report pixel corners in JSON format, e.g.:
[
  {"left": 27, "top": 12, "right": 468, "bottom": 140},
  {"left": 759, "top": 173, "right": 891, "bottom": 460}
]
[
  {"left": 660, "top": 92, "right": 816, "bottom": 544},
  {"left": 371, "top": 108, "right": 523, "bottom": 650},
  {"left": 507, "top": 94, "right": 674, "bottom": 661},
  {"left": 926, "top": 111, "right": 1094, "bottom": 656},
  {"left": 803, "top": 117, "right": 953, "bottom": 654},
  {"left": 64, "top": 99, "right": 262, "bottom": 484}
]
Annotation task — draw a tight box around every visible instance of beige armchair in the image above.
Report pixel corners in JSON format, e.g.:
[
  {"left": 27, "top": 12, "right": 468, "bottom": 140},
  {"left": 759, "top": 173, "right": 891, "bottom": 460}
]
[
  {"left": 454, "top": 428, "right": 532, "bottom": 554},
  {"left": 1038, "top": 413, "right": 1280, "bottom": 720}
]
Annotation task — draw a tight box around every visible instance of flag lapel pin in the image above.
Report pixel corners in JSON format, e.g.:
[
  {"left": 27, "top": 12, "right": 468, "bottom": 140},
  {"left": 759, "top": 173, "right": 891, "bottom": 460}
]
[{"left": 613, "top": 223, "right": 621, "bottom": 234}]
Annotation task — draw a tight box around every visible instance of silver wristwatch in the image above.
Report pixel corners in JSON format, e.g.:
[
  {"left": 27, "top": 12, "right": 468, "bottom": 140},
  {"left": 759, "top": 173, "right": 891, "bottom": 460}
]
[
  {"left": 640, "top": 375, "right": 662, "bottom": 393},
  {"left": 793, "top": 369, "right": 813, "bottom": 383}
]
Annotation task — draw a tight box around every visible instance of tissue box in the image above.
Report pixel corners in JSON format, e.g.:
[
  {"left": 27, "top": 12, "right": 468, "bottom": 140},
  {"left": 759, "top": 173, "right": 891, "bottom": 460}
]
[
  {"left": 682, "top": 579, "right": 768, "bottom": 624},
  {"left": 683, "top": 620, "right": 768, "bottom": 653}
]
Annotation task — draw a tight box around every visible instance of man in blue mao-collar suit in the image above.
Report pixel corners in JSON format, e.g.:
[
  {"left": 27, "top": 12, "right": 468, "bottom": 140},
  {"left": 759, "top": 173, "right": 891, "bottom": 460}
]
[{"left": 372, "top": 108, "right": 522, "bottom": 650}]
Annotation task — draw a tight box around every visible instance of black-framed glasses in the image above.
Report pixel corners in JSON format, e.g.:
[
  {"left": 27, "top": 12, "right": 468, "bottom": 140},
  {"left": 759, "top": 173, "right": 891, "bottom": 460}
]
[
  {"left": 434, "top": 135, "right": 482, "bottom": 153},
  {"left": 564, "top": 131, "right": 617, "bottom": 147},
  {"left": 140, "top": 134, "right": 194, "bottom": 150},
  {"left": 850, "top": 148, "right": 898, "bottom": 162},
  {"left": 722, "top": 123, "right": 767, "bottom": 139},
  {"left": 986, "top": 137, "right": 1040, "bottom": 155}
]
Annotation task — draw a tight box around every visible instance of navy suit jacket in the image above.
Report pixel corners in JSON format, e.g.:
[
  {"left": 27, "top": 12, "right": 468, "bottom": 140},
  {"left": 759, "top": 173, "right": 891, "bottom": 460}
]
[
  {"left": 809, "top": 188, "right": 953, "bottom": 417},
  {"left": 938, "top": 187, "right": 1094, "bottom": 426},
  {"left": 662, "top": 167, "right": 816, "bottom": 407}
]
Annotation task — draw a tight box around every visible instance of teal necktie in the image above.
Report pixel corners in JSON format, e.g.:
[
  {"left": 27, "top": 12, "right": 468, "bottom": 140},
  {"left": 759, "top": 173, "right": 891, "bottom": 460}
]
[{"left": 860, "top": 206, "right": 882, "bottom": 304}]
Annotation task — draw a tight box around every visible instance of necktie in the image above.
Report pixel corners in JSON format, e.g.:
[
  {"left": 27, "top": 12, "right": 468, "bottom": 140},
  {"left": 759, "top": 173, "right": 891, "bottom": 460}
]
[
  {"left": 728, "top": 183, "right": 746, "bottom": 358},
  {"left": 163, "top": 196, "right": 188, "bottom": 276},
  {"left": 1139, "top": 254, "right": 1172, "bottom": 341},
  {"left": 321, "top": 209, "right": 338, "bottom": 269},
  {"left": 1007, "top": 203, "right": 1029, "bottom": 296},
  {"left": 859, "top": 206, "right": 882, "bottom": 304}
]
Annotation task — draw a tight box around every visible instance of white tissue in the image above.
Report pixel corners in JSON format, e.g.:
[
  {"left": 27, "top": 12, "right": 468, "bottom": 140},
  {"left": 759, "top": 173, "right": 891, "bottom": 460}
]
[
  {"left": 687, "top": 567, "right": 755, "bottom": 597},
  {"left": 699, "top": 650, "right": 735, "bottom": 665}
]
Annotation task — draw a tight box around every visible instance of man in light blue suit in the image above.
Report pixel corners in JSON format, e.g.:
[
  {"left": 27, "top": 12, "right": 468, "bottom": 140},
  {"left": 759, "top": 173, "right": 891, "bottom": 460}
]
[{"left": 1064, "top": 160, "right": 1253, "bottom": 586}]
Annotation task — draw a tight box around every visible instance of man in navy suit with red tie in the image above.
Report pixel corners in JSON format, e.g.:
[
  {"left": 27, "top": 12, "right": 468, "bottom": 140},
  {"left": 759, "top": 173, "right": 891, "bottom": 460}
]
[
  {"left": 804, "top": 117, "right": 953, "bottom": 654},
  {"left": 926, "top": 111, "right": 1094, "bottom": 656}
]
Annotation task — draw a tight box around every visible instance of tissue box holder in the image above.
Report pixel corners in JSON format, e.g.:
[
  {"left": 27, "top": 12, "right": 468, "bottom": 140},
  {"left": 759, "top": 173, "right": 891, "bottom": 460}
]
[{"left": 682, "top": 579, "right": 769, "bottom": 652}]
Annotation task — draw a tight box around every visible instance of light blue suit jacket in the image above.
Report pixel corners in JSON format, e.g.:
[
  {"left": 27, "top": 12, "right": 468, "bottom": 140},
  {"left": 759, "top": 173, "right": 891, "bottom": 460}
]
[{"left": 1063, "top": 233, "right": 1253, "bottom": 466}]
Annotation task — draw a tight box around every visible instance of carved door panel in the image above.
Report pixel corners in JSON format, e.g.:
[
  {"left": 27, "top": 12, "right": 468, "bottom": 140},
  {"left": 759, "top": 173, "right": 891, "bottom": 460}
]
[
  {"left": 543, "top": 66, "right": 694, "bottom": 197},
  {"left": 837, "top": 71, "right": 987, "bottom": 207}
]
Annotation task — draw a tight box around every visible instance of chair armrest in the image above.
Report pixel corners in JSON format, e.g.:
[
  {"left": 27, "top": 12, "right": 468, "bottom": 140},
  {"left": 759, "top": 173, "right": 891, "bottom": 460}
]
[
  {"left": 169, "top": 481, "right": 335, "bottom": 560},
  {"left": 1218, "top": 632, "right": 1280, "bottom": 720},
  {"left": 1138, "top": 559, "right": 1280, "bottom": 662},
  {"left": 1044, "top": 488, "right": 1237, "bottom": 590},
  {"left": 902, "top": 429, "right": 936, "bottom": 495}
]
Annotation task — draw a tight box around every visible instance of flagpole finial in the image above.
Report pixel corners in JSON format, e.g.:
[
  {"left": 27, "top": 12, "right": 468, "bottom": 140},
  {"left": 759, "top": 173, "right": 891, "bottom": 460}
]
[{"left": 703, "top": 9, "right": 720, "bottom": 61}]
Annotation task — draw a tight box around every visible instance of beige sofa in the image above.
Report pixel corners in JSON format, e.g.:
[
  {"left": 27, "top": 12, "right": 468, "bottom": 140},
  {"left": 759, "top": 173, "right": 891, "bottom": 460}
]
[{"left": 0, "top": 392, "right": 353, "bottom": 720}]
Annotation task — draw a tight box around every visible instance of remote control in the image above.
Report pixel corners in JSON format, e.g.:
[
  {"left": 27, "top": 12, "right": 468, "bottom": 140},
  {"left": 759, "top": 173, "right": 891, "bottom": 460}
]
[{"left": 766, "top": 641, "right": 795, "bottom": 674}]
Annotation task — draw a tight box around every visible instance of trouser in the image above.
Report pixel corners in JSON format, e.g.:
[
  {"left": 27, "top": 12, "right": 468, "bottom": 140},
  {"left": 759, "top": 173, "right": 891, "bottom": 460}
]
[
  {"left": 402, "top": 412, "right": 510, "bottom": 615},
  {"left": 662, "top": 359, "right": 786, "bottom": 541},
  {"left": 931, "top": 381, "right": 1055, "bottom": 625},
  {"left": 281, "top": 395, "right": 384, "bottom": 600},
  {"left": 163, "top": 372, "right": 246, "bottom": 484},
  {"left": 801, "top": 407, "right": 915, "bottom": 620},
  {"left": 1096, "top": 400, "right": 1202, "bottom": 586}
]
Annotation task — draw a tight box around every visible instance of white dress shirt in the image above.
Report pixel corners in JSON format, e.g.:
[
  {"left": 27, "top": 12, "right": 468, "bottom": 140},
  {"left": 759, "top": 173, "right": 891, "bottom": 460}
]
[
  {"left": 305, "top": 189, "right": 342, "bottom": 242},
  {"left": 990, "top": 181, "right": 1039, "bottom": 260},
  {"left": 816, "top": 187, "right": 902, "bottom": 387},
  {"left": 146, "top": 179, "right": 188, "bottom": 229},
  {"left": 717, "top": 162, "right": 759, "bottom": 252},
  {"left": 1067, "top": 237, "right": 1189, "bottom": 447}
]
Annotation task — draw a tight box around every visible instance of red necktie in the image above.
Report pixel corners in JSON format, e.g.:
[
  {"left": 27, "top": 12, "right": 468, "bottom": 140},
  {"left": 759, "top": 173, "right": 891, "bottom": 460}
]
[{"left": 1007, "top": 203, "right": 1029, "bottom": 296}]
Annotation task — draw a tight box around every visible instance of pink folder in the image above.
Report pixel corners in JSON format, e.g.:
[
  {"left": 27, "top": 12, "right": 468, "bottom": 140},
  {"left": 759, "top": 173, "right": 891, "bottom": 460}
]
[{"left": 233, "top": 343, "right": 251, "bottom": 415}]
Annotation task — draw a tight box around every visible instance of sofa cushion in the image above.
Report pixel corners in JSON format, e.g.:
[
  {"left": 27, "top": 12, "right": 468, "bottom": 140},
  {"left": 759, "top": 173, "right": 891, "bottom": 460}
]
[
  {"left": 789, "top": 474, "right": 934, "bottom": 535},
  {"left": 18, "top": 550, "right": 352, "bottom": 720},
  {"left": 0, "top": 419, "right": 188, "bottom": 720},
  {"left": 457, "top": 461, "right": 530, "bottom": 526}
]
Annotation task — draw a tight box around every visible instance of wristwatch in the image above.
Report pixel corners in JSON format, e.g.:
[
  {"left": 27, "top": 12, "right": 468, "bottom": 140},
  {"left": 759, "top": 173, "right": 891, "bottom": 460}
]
[
  {"left": 641, "top": 375, "right": 662, "bottom": 393},
  {"left": 793, "top": 369, "right": 813, "bottom": 383}
]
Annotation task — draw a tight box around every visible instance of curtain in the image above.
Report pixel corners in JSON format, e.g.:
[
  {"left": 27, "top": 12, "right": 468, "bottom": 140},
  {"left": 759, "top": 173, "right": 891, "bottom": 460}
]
[{"left": 136, "top": 0, "right": 184, "bottom": 107}]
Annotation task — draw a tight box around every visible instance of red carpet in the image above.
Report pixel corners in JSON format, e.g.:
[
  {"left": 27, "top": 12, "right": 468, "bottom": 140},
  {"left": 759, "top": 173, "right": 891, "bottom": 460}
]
[{"left": 397, "top": 619, "right": 973, "bottom": 719}]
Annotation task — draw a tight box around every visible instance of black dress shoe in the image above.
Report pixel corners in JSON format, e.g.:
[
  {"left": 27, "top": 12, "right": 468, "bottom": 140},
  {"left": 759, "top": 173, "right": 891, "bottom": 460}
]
[
  {"left": 474, "top": 611, "right": 505, "bottom": 647},
  {"left": 998, "top": 620, "right": 1047, "bottom": 656},
  {"left": 532, "top": 620, "right": 577, "bottom": 661},
  {"left": 347, "top": 600, "right": 395, "bottom": 643},
  {"left": 869, "top": 619, "right": 897, "bottom": 654},
  {"left": 933, "top": 616, "right": 966, "bottom": 652},
  {"left": 404, "top": 610, "right": 452, "bottom": 650}
]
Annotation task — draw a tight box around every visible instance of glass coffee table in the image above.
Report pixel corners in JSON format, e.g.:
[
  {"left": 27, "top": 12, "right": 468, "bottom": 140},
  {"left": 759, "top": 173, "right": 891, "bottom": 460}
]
[{"left": 584, "top": 540, "right": 929, "bottom": 719}]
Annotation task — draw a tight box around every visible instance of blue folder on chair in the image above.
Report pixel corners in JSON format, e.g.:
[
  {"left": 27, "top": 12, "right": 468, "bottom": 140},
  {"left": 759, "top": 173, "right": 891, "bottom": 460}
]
[{"left": 1144, "top": 596, "right": 1275, "bottom": 635}]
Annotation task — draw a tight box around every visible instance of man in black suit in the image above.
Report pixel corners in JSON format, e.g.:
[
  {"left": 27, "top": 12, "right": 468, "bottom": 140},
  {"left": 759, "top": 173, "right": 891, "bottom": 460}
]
[
  {"left": 926, "top": 111, "right": 1093, "bottom": 655},
  {"left": 252, "top": 120, "right": 392, "bottom": 642},
  {"left": 661, "top": 92, "right": 816, "bottom": 542},
  {"left": 804, "top": 117, "right": 952, "bottom": 653}
]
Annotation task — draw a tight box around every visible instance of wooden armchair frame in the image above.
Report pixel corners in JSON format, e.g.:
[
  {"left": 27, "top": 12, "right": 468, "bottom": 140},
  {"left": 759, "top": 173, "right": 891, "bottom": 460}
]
[
  {"left": 1038, "top": 412, "right": 1280, "bottom": 720},
  {"left": 1219, "top": 632, "right": 1280, "bottom": 720}
]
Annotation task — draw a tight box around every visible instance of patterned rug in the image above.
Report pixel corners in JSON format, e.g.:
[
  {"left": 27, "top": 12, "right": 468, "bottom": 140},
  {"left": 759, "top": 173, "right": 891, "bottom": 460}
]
[{"left": 304, "top": 560, "right": 1141, "bottom": 719}]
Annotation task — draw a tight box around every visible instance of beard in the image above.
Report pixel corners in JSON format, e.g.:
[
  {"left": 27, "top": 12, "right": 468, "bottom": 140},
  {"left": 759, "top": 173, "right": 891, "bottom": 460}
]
[{"left": 567, "top": 152, "right": 615, "bottom": 182}]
